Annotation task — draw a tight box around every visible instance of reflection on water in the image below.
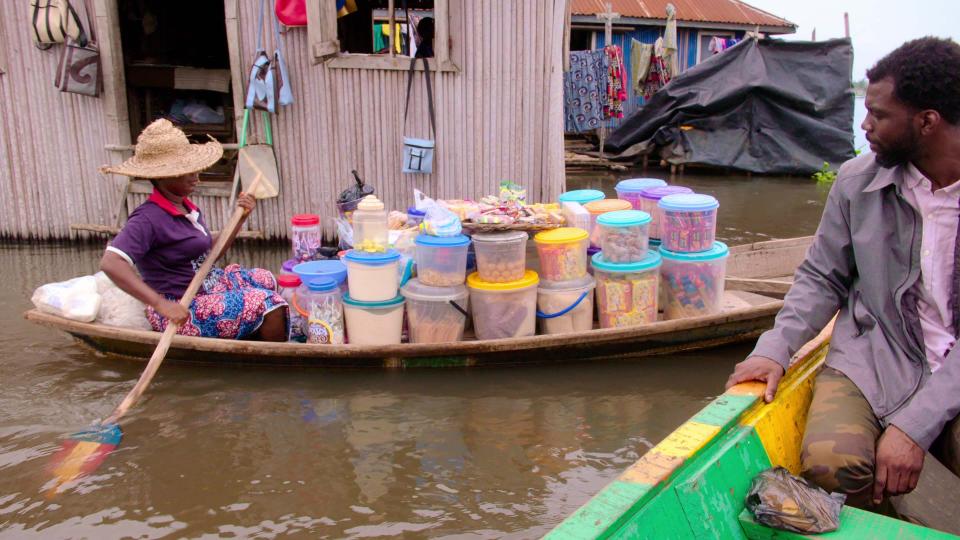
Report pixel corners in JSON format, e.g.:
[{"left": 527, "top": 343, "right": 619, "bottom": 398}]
[{"left": 0, "top": 171, "right": 829, "bottom": 538}]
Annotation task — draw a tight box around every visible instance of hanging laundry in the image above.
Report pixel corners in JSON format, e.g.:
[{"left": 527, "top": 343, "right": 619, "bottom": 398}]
[
  {"left": 631, "top": 39, "right": 654, "bottom": 95},
  {"left": 604, "top": 45, "right": 627, "bottom": 120},
  {"left": 642, "top": 37, "right": 671, "bottom": 101},
  {"left": 564, "top": 49, "right": 609, "bottom": 133}
]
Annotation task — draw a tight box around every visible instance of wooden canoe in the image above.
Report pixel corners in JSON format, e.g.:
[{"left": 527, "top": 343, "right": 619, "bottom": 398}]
[
  {"left": 547, "top": 322, "right": 960, "bottom": 539},
  {"left": 23, "top": 237, "right": 813, "bottom": 368}
]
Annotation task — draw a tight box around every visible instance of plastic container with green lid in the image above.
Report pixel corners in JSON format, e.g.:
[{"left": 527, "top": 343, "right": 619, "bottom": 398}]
[
  {"left": 470, "top": 230, "right": 528, "bottom": 283},
  {"left": 414, "top": 233, "right": 471, "bottom": 287},
  {"left": 466, "top": 271, "right": 539, "bottom": 340},
  {"left": 591, "top": 250, "right": 661, "bottom": 328},
  {"left": 615, "top": 178, "right": 668, "bottom": 209},
  {"left": 537, "top": 275, "right": 595, "bottom": 335},
  {"left": 558, "top": 189, "right": 605, "bottom": 206},
  {"left": 342, "top": 293, "right": 405, "bottom": 345},
  {"left": 533, "top": 228, "right": 590, "bottom": 283},
  {"left": 658, "top": 193, "right": 720, "bottom": 253},
  {"left": 401, "top": 279, "right": 470, "bottom": 344},
  {"left": 595, "top": 210, "right": 652, "bottom": 263},
  {"left": 659, "top": 241, "right": 728, "bottom": 320},
  {"left": 583, "top": 198, "right": 634, "bottom": 247}
]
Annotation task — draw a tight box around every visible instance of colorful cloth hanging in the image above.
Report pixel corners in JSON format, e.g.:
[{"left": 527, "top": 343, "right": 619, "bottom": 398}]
[
  {"left": 604, "top": 45, "right": 627, "bottom": 120},
  {"left": 564, "top": 49, "right": 609, "bottom": 133},
  {"left": 642, "top": 38, "right": 671, "bottom": 101}
]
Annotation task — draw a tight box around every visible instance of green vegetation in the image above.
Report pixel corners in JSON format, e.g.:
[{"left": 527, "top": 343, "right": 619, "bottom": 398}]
[{"left": 812, "top": 162, "right": 837, "bottom": 184}]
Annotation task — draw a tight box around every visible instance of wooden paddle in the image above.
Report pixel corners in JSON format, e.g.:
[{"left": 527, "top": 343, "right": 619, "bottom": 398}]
[{"left": 48, "top": 165, "right": 276, "bottom": 493}]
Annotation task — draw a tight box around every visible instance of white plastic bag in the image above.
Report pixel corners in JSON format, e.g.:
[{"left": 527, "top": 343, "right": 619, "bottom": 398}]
[
  {"left": 414, "top": 189, "right": 461, "bottom": 237},
  {"left": 94, "top": 272, "right": 152, "bottom": 330},
  {"left": 31, "top": 275, "right": 101, "bottom": 322}
]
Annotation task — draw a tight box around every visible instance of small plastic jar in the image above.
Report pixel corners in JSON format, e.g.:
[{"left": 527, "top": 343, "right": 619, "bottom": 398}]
[
  {"left": 615, "top": 178, "right": 667, "bottom": 210},
  {"left": 277, "top": 274, "right": 306, "bottom": 342},
  {"left": 471, "top": 230, "right": 528, "bottom": 283},
  {"left": 583, "top": 198, "right": 633, "bottom": 247},
  {"left": 534, "top": 227, "right": 590, "bottom": 283},
  {"left": 595, "top": 210, "right": 652, "bottom": 263},
  {"left": 537, "top": 275, "right": 595, "bottom": 335},
  {"left": 351, "top": 195, "right": 389, "bottom": 252},
  {"left": 638, "top": 186, "right": 693, "bottom": 239},
  {"left": 343, "top": 249, "right": 401, "bottom": 302},
  {"left": 342, "top": 294, "right": 405, "bottom": 345},
  {"left": 297, "top": 278, "right": 345, "bottom": 344},
  {"left": 407, "top": 206, "right": 426, "bottom": 227},
  {"left": 290, "top": 214, "right": 322, "bottom": 262},
  {"left": 658, "top": 193, "right": 720, "bottom": 253},
  {"left": 401, "top": 278, "right": 470, "bottom": 343},
  {"left": 414, "top": 234, "right": 471, "bottom": 287},
  {"left": 659, "top": 241, "right": 728, "bottom": 319},
  {"left": 467, "top": 271, "right": 539, "bottom": 340},
  {"left": 558, "top": 189, "right": 605, "bottom": 206},
  {"left": 592, "top": 250, "right": 661, "bottom": 328}
]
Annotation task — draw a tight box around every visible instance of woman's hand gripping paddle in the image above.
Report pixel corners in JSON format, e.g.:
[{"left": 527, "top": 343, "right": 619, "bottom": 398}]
[{"left": 48, "top": 165, "right": 277, "bottom": 494}]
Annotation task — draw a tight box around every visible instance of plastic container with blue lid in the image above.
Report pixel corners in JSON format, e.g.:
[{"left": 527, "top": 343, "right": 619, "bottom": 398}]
[
  {"left": 615, "top": 178, "right": 668, "bottom": 210},
  {"left": 658, "top": 193, "right": 720, "bottom": 253},
  {"left": 306, "top": 277, "right": 338, "bottom": 292},
  {"left": 659, "top": 241, "right": 728, "bottom": 320},
  {"left": 296, "top": 277, "right": 345, "bottom": 345},
  {"left": 343, "top": 248, "right": 402, "bottom": 302},
  {"left": 558, "top": 189, "right": 605, "bottom": 205},
  {"left": 591, "top": 250, "right": 661, "bottom": 328},
  {"left": 414, "top": 234, "right": 472, "bottom": 287},
  {"left": 595, "top": 210, "right": 652, "bottom": 264},
  {"left": 294, "top": 259, "right": 348, "bottom": 286}
]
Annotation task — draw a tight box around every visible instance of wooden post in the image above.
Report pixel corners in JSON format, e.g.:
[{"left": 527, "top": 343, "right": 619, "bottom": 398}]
[
  {"left": 389, "top": 0, "right": 396, "bottom": 56},
  {"left": 595, "top": 2, "right": 620, "bottom": 159},
  {"left": 811, "top": 28, "right": 816, "bottom": 41},
  {"left": 844, "top": 12, "right": 850, "bottom": 38}
]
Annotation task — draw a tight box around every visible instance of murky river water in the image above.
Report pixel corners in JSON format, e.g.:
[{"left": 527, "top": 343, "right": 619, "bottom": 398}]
[{"left": 0, "top": 171, "right": 829, "bottom": 538}]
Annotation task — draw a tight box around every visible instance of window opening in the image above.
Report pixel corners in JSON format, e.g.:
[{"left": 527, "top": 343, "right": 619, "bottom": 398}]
[
  {"left": 337, "top": 0, "right": 435, "bottom": 57},
  {"left": 698, "top": 31, "right": 735, "bottom": 63},
  {"left": 118, "top": 0, "right": 236, "bottom": 182}
]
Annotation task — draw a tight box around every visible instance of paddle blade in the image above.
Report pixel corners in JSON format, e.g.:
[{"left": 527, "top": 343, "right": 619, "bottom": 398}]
[{"left": 47, "top": 423, "right": 122, "bottom": 492}]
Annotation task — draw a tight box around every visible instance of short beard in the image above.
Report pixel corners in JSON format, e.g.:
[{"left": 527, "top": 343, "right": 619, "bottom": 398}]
[{"left": 873, "top": 129, "right": 920, "bottom": 169}]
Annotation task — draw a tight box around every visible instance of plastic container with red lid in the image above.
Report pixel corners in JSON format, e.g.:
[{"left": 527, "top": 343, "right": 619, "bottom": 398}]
[{"left": 291, "top": 213, "right": 322, "bottom": 262}]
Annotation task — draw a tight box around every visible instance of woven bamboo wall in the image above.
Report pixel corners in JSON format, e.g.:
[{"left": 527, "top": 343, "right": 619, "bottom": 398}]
[{"left": 0, "top": 0, "right": 568, "bottom": 241}]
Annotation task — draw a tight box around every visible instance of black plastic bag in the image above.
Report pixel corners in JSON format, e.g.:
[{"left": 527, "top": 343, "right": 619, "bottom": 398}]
[
  {"left": 336, "top": 170, "right": 375, "bottom": 216},
  {"left": 745, "top": 467, "right": 846, "bottom": 534}
]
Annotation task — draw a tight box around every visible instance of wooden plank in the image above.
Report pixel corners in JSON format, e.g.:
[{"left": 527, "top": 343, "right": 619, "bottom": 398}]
[
  {"left": 725, "top": 277, "right": 793, "bottom": 296},
  {"left": 893, "top": 453, "right": 960, "bottom": 536},
  {"left": 69, "top": 224, "right": 264, "bottom": 239},
  {"left": 739, "top": 507, "right": 959, "bottom": 539},
  {"left": 727, "top": 237, "right": 812, "bottom": 280}
]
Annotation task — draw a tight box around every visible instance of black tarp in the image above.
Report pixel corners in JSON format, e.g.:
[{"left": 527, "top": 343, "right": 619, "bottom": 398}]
[{"left": 604, "top": 38, "right": 856, "bottom": 175}]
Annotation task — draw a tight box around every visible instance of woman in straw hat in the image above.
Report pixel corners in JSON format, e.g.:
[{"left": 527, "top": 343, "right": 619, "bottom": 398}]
[{"left": 98, "top": 119, "right": 288, "bottom": 341}]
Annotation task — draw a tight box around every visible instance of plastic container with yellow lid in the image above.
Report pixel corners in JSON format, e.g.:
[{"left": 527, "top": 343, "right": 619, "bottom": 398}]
[
  {"left": 533, "top": 228, "right": 590, "bottom": 283},
  {"left": 583, "top": 199, "right": 633, "bottom": 247},
  {"left": 466, "top": 271, "right": 539, "bottom": 339}
]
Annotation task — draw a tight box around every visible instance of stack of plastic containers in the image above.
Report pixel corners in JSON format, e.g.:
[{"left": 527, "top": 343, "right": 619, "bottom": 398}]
[
  {"left": 402, "top": 232, "right": 473, "bottom": 343},
  {"left": 614, "top": 178, "right": 667, "bottom": 210},
  {"left": 638, "top": 186, "right": 693, "bottom": 240},
  {"left": 342, "top": 249, "right": 405, "bottom": 344},
  {"left": 657, "top": 193, "right": 726, "bottom": 319},
  {"left": 277, "top": 274, "right": 306, "bottom": 342},
  {"left": 465, "top": 229, "right": 541, "bottom": 340},
  {"left": 530, "top": 227, "right": 594, "bottom": 335},
  {"left": 299, "top": 278, "right": 346, "bottom": 344}
]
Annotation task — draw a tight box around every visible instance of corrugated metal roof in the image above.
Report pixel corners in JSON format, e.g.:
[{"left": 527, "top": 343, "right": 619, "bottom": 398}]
[{"left": 571, "top": 0, "right": 795, "bottom": 29}]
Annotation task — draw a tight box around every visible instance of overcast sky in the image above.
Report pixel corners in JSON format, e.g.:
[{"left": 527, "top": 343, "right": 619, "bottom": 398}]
[{"left": 743, "top": 0, "right": 960, "bottom": 80}]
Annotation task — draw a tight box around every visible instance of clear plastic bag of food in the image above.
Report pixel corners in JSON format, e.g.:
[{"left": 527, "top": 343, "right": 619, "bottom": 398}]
[{"left": 746, "top": 467, "right": 846, "bottom": 534}]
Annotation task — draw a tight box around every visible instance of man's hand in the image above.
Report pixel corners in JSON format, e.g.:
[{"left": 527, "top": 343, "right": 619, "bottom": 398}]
[
  {"left": 153, "top": 298, "right": 189, "bottom": 327},
  {"left": 873, "top": 425, "right": 924, "bottom": 504},
  {"left": 725, "top": 356, "right": 785, "bottom": 402}
]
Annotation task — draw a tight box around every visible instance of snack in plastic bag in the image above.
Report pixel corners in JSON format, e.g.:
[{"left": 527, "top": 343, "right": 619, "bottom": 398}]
[
  {"left": 413, "top": 189, "right": 462, "bottom": 237},
  {"left": 499, "top": 181, "right": 526, "bottom": 203},
  {"left": 746, "top": 467, "right": 846, "bottom": 534},
  {"left": 31, "top": 275, "right": 102, "bottom": 322}
]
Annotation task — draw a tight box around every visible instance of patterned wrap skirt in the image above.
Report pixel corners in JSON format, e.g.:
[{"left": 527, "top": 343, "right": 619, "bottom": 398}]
[{"left": 147, "top": 264, "right": 288, "bottom": 339}]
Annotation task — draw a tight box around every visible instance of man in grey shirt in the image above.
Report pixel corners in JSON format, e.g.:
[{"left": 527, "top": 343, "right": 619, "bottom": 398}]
[{"left": 726, "top": 37, "right": 960, "bottom": 509}]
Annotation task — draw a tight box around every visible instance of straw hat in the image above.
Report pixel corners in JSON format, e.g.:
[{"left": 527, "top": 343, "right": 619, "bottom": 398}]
[{"left": 100, "top": 119, "right": 223, "bottom": 179}]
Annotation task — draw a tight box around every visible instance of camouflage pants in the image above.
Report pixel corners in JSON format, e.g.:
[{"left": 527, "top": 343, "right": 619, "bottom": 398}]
[{"left": 800, "top": 367, "right": 960, "bottom": 509}]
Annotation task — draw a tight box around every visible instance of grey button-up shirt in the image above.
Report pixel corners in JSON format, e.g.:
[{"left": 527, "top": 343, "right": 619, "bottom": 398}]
[{"left": 751, "top": 153, "right": 960, "bottom": 449}]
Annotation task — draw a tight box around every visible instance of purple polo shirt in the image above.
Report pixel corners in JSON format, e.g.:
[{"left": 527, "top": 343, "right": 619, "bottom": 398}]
[{"left": 107, "top": 190, "right": 212, "bottom": 298}]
